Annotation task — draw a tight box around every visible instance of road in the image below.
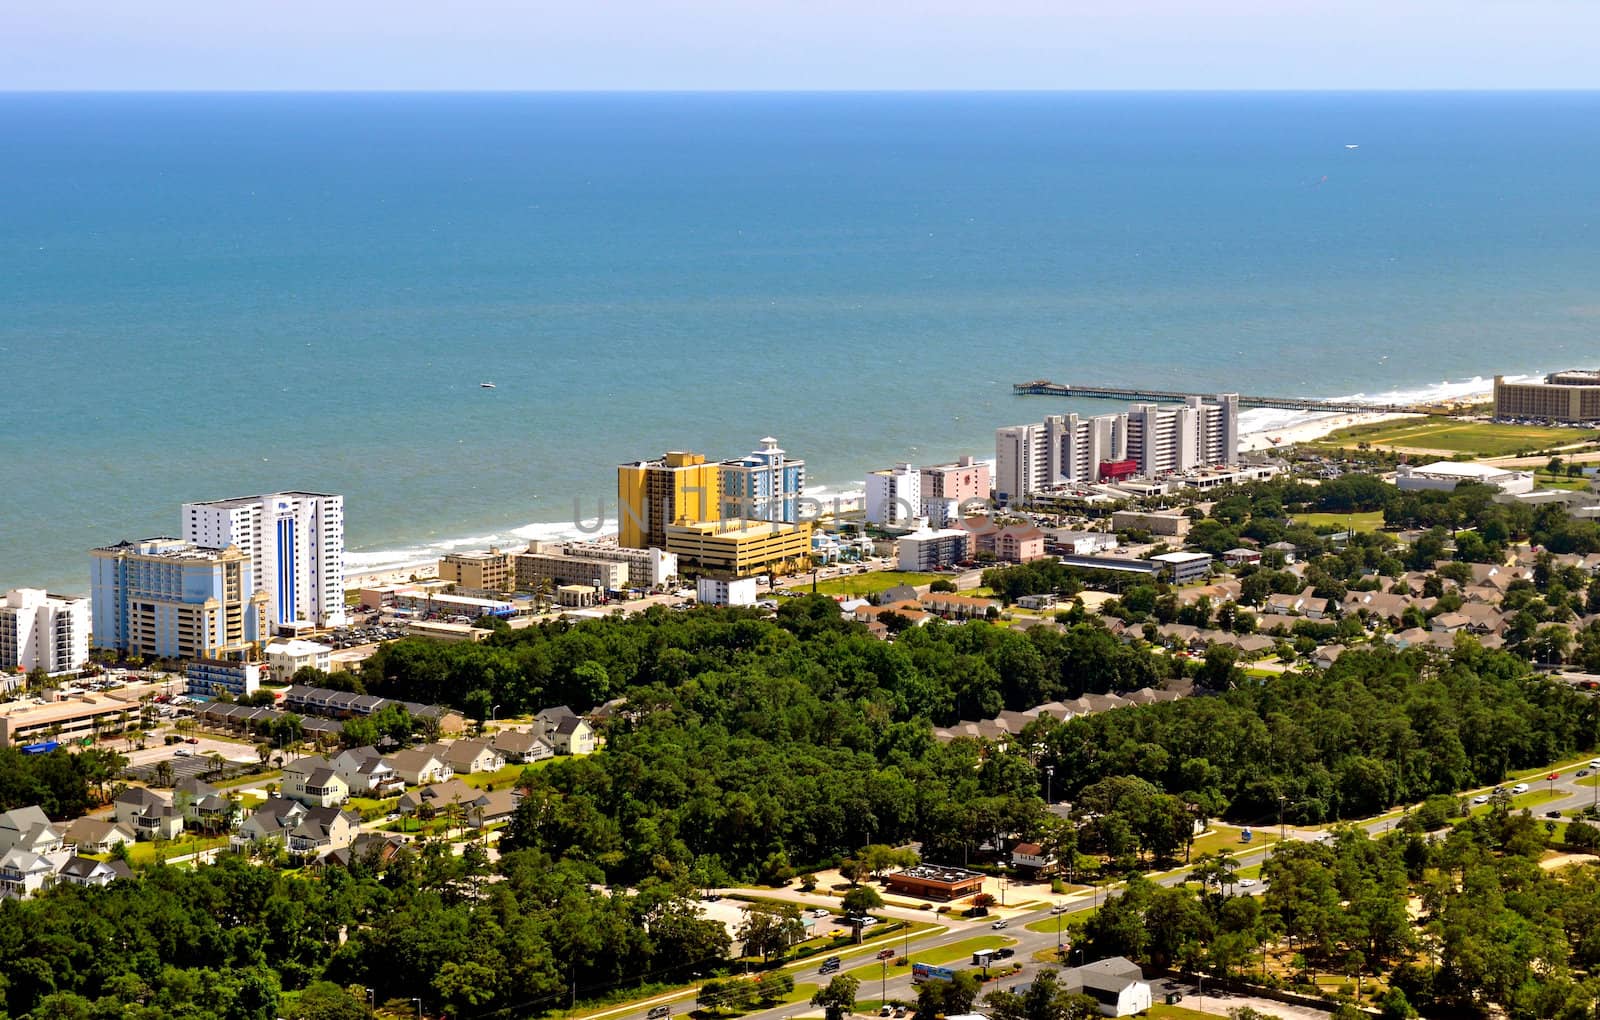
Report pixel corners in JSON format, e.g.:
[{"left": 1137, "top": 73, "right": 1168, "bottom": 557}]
[{"left": 578, "top": 751, "right": 1600, "bottom": 1020}]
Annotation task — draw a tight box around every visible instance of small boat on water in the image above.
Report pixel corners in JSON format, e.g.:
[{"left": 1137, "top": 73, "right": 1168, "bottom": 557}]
[
  {"left": 480, "top": 382, "right": 496, "bottom": 389},
  {"left": 1345, "top": 144, "right": 1360, "bottom": 150}
]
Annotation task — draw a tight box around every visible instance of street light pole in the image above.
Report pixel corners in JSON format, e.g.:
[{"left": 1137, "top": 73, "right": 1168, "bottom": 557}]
[
  {"left": 412, "top": 998, "right": 422, "bottom": 1019},
  {"left": 881, "top": 961, "right": 887, "bottom": 1006},
  {"left": 1044, "top": 765, "right": 1054, "bottom": 804}
]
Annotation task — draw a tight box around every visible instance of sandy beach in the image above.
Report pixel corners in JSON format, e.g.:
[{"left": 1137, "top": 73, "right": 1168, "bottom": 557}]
[{"left": 1237, "top": 411, "right": 1423, "bottom": 453}]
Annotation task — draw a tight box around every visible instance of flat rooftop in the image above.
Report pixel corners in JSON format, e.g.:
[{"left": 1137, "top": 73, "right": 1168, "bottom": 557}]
[
  {"left": 668, "top": 519, "right": 808, "bottom": 539},
  {"left": 184, "top": 491, "right": 340, "bottom": 507},
  {"left": 892, "top": 864, "right": 985, "bottom": 883}
]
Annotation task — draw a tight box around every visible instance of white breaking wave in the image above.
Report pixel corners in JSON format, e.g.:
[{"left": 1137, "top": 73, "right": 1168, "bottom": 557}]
[{"left": 1237, "top": 371, "right": 1545, "bottom": 437}]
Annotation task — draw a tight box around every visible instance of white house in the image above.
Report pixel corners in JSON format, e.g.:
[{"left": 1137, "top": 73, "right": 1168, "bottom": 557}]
[
  {"left": 331, "top": 746, "right": 404, "bottom": 796},
  {"left": 0, "top": 806, "right": 64, "bottom": 855},
  {"left": 282, "top": 756, "right": 350, "bottom": 808},
  {"left": 265, "top": 639, "right": 334, "bottom": 684},
  {"left": 441, "top": 738, "right": 504, "bottom": 776},
  {"left": 0, "top": 847, "right": 61, "bottom": 899}
]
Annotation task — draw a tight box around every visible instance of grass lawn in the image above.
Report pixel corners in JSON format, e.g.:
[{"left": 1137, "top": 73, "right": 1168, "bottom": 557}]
[
  {"left": 1457, "top": 787, "right": 1564, "bottom": 821},
  {"left": 127, "top": 835, "right": 230, "bottom": 867},
  {"left": 1187, "top": 826, "right": 1280, "bottom": 857},
  {"left": 809, "top": 572, "right": 942, "bottom": 597},
  {"left": 458, "top": 762, "right": 537, "bottom": 789},
  {"left": 1145, "top": 1006, "right": 1214, "bottom": 1020},
  {"left": 1308, "top": 418, "right": 1594, "bottom": 457},
  {"left": 1024, "top": 911, "right": 1082, "bottom": 936},
  {"left": 1535, "top": 472, "right": 1592, "bottom": 491},
  {"left": 909, "top": 934, "right": 1015, "bottom": 967},
  {"left": 1293, "top": 510, "right": 1386, "bottom": 533}
]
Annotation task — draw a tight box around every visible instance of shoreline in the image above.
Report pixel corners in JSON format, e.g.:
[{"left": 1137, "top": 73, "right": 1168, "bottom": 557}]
[{"left": 342, "top": 394, "right": 1492, "bottom": 590}]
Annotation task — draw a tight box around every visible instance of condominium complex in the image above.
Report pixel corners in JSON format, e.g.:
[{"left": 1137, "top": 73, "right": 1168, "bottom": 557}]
[
  {"left": 664, "top": 519, "right": 813, "bottom": 577},
  {"left": 897, "top": 528, "right": 972, "bottom": 572},
  {"left": 181, "top": 492, "right": 346, "bottom": 628},
  {"left": 558, "top": 542, "right": 678, "bottom": 589},
  {"left": 865, "top": 464, "right": 922, "bottom": 528},
  {"left": 1493, "top": 372, "right": 1600, "bottom": 422},
  {"left": 617, "top": 451, "right": 721, "bottom": 550},
  {"left": 921, "top": 456, "right": 991, "bottom": 506},
  {"left": 89, "top": 539, "right": 268, "bottom": 661},
  {"left": 0, "top": 589, "right": 90, "bottom": 677},
  {"left": 721, "top": 437, "right": 805, "bottom": 524},
  {"left": 514, "top": 549, "right": 631, "bottom": 593},
  {"left": 437, "top": 548, "right": 515, "bottom": 591},
  {"left": 996, "top": 394, "right": 1238, "bottom": 500}
]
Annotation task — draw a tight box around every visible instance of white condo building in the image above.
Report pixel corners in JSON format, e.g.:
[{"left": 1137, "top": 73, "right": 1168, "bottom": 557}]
[
  {"left": 0, "top": 589, "right": 90, "bottom": 678},
  {"left": 182, "top": 492, "right": 347, "bottom": 629},
  {"left": 996, "top": 394, "right": 1238, "bottom": 500},
  {"left": 865, "top": 464, "right": 922, "bottom": 528}
]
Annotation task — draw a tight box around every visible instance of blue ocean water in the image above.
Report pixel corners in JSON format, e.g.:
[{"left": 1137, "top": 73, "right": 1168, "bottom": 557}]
[{"left": 4, "top": 91, "right": 1600, "bottom": 591}]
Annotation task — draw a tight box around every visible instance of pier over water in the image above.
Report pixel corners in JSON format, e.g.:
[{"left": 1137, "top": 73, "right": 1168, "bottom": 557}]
[{"left": 1013, "top": 380, "right": 1442, "bottom": 415}]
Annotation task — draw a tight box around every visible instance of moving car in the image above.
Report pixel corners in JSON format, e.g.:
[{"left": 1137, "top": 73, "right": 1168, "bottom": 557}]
[
  {"left": 990, "top": 919, "right": 1008, "bottom": 930},
  {"left": 1511, "top": 783, "right": 1530, "bottom": 795},
  {"left": 648, "top": 1008, "right": 671, "bottom": 1020},
  {"left": 1238, "top": 878, "right": 1257, "bottom": 888},
  {"left": 1472, "top": 794, "right": 1490, "bottom": 804}
]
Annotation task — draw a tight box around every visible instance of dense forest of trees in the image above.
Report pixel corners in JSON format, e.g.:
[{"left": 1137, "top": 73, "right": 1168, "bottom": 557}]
[
  {"left": 0, "top": 849, "right": 729, "bottom": 1020},
  {"left": 1081, "top": 811, "right": 1600, "bottom": 1019}
]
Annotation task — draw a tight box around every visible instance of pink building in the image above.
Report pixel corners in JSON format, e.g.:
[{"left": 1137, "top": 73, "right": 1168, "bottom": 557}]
[{"left": 921, "top": 456, "right": 991, "bottom": 506}]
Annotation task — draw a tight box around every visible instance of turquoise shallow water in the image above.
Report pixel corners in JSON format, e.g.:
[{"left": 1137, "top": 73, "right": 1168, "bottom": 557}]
[{"left": 3, "top": 91, "right": 1599, "bottom": 590}]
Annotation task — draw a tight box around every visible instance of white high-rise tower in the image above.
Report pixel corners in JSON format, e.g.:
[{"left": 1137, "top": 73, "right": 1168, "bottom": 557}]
[{"left": 182, "top": 491, "right": 346, "bottom": 629}]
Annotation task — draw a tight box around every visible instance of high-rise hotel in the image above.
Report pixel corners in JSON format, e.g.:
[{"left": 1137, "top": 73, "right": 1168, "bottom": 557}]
[
  {"left": 996, "top": 394, "right": 1239, "bottom": 501},
  {"left": 181, "top": 491, "right": 347, "bottom": 628}
]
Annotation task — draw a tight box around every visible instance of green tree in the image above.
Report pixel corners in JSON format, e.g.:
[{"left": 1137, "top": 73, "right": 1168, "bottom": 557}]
[
  {"left": 841, "top": 885, "right": 885, "bottom": 917},
  {"left": 812, "top": 974, "right": 861, "bottom": 1019}
]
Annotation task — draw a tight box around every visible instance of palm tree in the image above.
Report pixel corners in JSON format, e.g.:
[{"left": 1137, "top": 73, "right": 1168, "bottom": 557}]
[{"left": 154, "top": 760, "right": 174, "bottom": 788}]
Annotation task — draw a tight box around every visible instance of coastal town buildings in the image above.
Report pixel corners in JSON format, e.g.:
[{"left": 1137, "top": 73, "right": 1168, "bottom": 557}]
[
  {"left": 265, "top": 639, "right": 333, "bottom": 684},
  {"left": 436, "top": 548, "right": 514, "bottom": 591},
  {"left": 920, "top": 456, "right": 991, "bottom": 525},
  {"left": 720, "top": 436, "right": 805, "bottom": 524},
  {"left": 996, "top": 395, "right": 1239, "bottom": 500},
  {"left": 664, "top": 519, "right": 813, "bottom": 577},
  {"left": 897, "top": 528, "right": 972, "bottom": 571},
  {"left": 865, "top": 463, "right": 921, "bottom": 528},
  {"left": 89, "top": 539, "right": 268, "bottom": 661},
  {"left": 559, "top": 542, "right": 678, "bottom": 589},
  {"left": 696, "top": 576, "right": 759, "bottom": 606},
  {"left": 617, "top": 451, "right": 721, "bottom": 550},
  {"left": 0, "top": 589, "right": 89, "bottom": 678},
  {"left": 185, "top": 657, "right": 263, "bottom": 698},
  {"left": 1493, "top": 370, "right": 1600, "bottom": 422},
  {"left": 514, "top": 547, "right": 630, "bottom": 594},
  {"left": 181, "top": 492, "right": 347, "bottom": 629}
]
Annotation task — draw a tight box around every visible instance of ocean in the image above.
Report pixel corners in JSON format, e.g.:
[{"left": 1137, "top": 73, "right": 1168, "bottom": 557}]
[{"left": 4, "top": 91, "right": 1599, "bottom": 591}]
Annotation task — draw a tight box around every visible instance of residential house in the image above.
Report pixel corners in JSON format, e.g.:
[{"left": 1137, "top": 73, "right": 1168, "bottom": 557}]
[
  {"left": 325, "top": 831, "right": 408, "bottom": 870},
  {"left": 233, "top": 798, "right": 308, "bottom": 850},
  {"left": 1431, "top": 612, "right": 1471, "bottom": 634},
  {"left": 61, "top": 817, "right": 135, "bottom": 854},
  {"left": 331, "top": 746, "right": 404, "bottom": 797},
  {"left": 0, "top": 806, "right": 63, "bottom": 855},
  {"left": 491, "top": 728, "right": 554, "bottom": 764},
  {"left": 441, "top": 737, "right": 505, "bottom": 776},
  {"left": 465, "top": 788, "right": 519, "bottom": 828},
  {"left": 1011, "top": 841, "right": 1057, "bottom": 878},
  {"left": 286, "top": 806, "right": 360, "bottom": 859},
  {"left": 0, "top": 848, "right": 60, "bottom": 900},
  {"left": 1264, "top": 541, "right": 1298, "bottom": 564},
  {"left": 397, "top": 778, "right": 478, "bottom": 816},
  {"left": 549, "top": 715, "right": 595, "bottom": 755},
  {"left": 386, "top": 748, "right": 453, "bottom": 787},
  {"left": 921, "top": 593, "right": 1001, "bottom": 620},
  {"left": 55, "top": 856, "right": 131, "bottom": 888},
  {"left": 114, "top": 787, "right": 184, "bottom": 841},
  {"left": 282, "top": 755, "right": 350, "bottom": 808}
]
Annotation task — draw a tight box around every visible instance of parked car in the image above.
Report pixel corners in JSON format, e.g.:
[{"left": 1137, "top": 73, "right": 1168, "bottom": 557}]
[
  {"left": 894, "top": 1008, "right": 906, "bottom": 1018},
  {"left": 809, "top": 907, "right": 832, "bottom": 917},
  {"left": 880, "top": 1008, "right": 894, "bottom": 1017}
]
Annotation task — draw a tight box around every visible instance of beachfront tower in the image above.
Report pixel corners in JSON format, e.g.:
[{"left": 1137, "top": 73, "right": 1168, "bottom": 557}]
[
  {"left": 617, "top": 452, "right": 721, "bottom": 550},
  {"left": 721, "top": 437, "right": 806, "bottom": 524},
  {"left": 181, "top": 492, "right": 347, "bottom": 630}
]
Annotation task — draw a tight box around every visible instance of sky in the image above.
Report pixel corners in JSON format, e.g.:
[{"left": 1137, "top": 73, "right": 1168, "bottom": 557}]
[{"left": 2, "top": 0, "right": 1598, "bottom": 91}]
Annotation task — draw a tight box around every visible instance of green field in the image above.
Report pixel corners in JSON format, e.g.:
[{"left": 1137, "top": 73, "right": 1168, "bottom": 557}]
[
  {"left": 808, "top": 572, "right": 942, "bottom": 597},
  {"left": 1292, "top": 510, "right": 1387, "bottom": 533},
  {"left": 1309, "top": 418, "right": 1593, "bottom": 457},
  {"left": 909, "top": 934, "right": 1014, "bottom": 967}
]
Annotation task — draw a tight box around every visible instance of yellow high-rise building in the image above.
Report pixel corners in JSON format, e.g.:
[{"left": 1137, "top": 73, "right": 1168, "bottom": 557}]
[{"left": 617, "top": 451, "right": 722, "bottom": 549}]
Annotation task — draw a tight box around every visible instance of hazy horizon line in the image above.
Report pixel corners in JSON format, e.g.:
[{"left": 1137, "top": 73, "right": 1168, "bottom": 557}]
[{"left": 3, "top": 86, "right": 1598, "bottom": 96}]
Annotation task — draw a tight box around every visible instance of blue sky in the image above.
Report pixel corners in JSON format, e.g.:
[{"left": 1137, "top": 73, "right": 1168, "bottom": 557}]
[{"left": 3, "top": 0, "right": 1597, "bottom": 90}]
